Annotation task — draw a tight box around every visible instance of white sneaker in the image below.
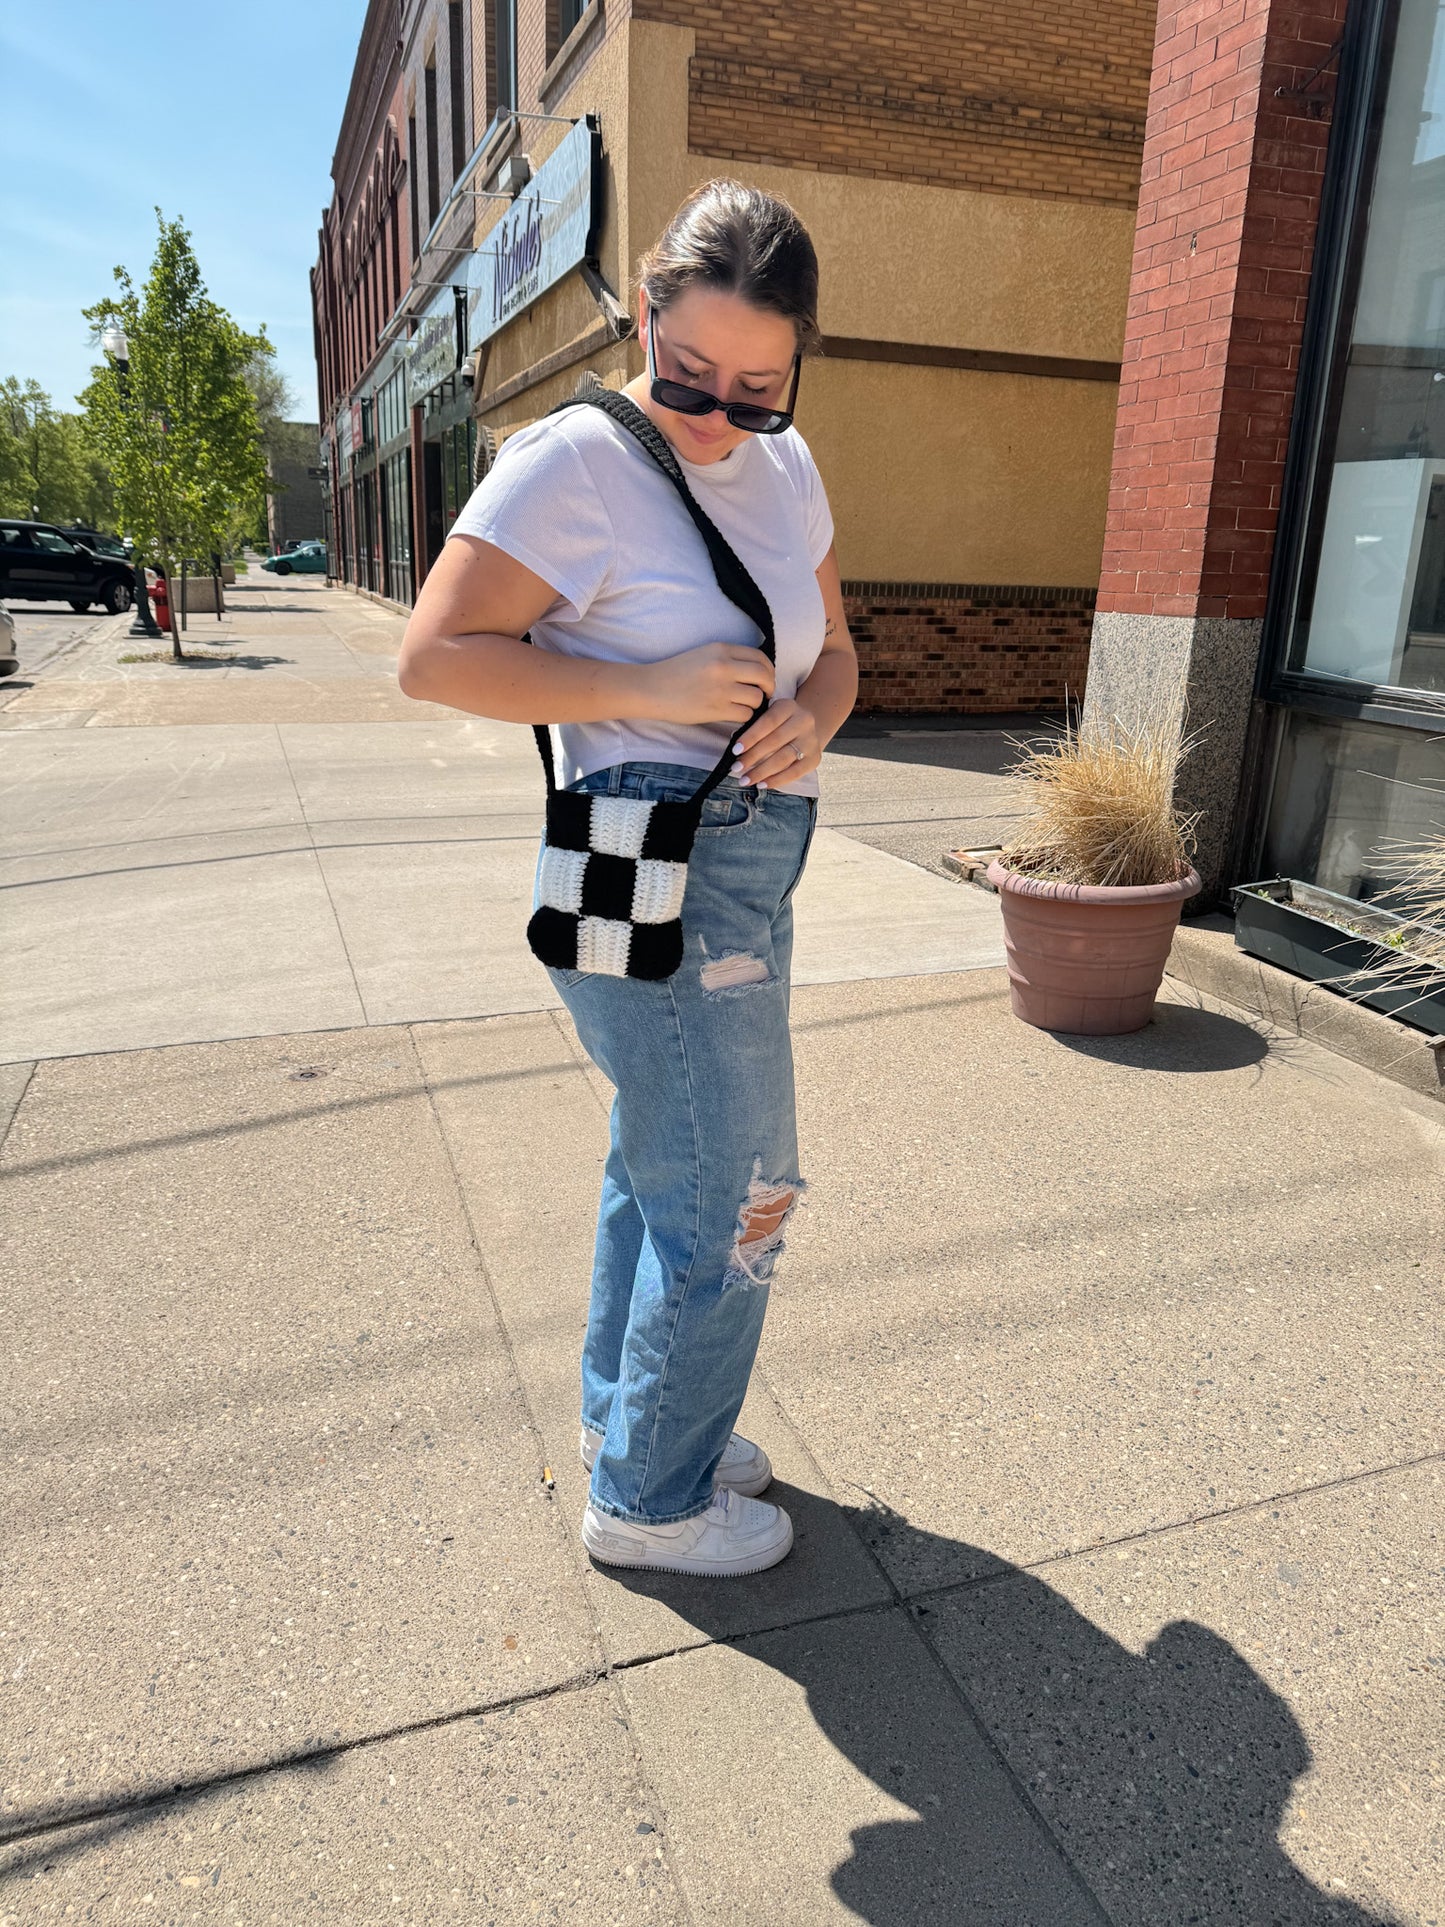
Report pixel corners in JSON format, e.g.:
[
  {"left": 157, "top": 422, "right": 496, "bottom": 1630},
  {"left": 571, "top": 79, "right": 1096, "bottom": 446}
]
[
  {"left": 579, "top": 1425, "right": 772, "bottom": 1497},
  {"left": 581, "top": 1486, "right": 794, "bottom": 1577}
]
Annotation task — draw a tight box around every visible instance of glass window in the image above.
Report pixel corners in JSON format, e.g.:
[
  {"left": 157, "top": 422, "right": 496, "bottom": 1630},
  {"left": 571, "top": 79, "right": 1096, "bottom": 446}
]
[
  {"left": 382, "top": 448, "right": 413, "bottom": 607},
  {"left": 1261, "top": 709, "right": 1444, "bottom": 901},
  {"left": 494, "top": 0, "right": 516, "bottom": 113},
  {"left": 1290, "top": 0, "right": 1445, "bottom": 695},
  {"left": 560, "top": 0, "right": 587, "bottom": 37},
  {"left": 31, "top": 530, "right": 78, "bottom": 555}
]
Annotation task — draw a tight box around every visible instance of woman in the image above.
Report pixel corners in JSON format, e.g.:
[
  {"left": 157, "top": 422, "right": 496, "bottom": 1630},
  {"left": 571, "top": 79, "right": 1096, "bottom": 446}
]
[{"left": 398, "top": 180, "right": 857, "bottom": 1577}]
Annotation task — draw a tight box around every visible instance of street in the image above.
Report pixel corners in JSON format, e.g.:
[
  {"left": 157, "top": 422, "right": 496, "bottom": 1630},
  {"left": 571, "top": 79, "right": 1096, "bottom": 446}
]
[
  {"left": 1, "top": 573, "right": 1441, "bottom": 1924},
  {"left": 1, "top": 601, "right": 129, "bottom": 683}
]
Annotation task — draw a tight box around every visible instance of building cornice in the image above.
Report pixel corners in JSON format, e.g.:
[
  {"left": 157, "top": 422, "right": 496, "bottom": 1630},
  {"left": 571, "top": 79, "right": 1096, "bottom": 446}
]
[{"left": 331, "top": 0, "right": 402, "bottom": 201}]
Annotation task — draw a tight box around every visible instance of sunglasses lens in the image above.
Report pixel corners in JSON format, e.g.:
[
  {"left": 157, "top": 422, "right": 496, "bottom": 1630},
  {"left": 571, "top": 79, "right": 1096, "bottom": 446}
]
[
  {"left": 727, "top": 406, "right": 788, "bottom": 433},
  {"left": 653, "top": 379, "right": 715, "bottom": 416}
]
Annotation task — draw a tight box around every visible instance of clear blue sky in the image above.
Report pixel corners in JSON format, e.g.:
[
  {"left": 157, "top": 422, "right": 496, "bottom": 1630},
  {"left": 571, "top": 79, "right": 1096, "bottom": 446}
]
[{"left": 1, "top": 1, "right": 366, "bottom": 421}]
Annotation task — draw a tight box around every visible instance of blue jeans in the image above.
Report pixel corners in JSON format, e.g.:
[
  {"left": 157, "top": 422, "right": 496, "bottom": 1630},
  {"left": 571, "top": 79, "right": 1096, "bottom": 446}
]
[{"left": 545, "top": 762, "right": 817, "bottom": 1525}]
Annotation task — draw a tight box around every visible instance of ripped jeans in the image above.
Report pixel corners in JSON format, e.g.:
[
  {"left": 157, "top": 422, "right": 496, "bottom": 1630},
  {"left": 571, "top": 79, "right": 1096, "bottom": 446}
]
[{"left": 545, "top": 761, "right": 817, "bottom": 1525}]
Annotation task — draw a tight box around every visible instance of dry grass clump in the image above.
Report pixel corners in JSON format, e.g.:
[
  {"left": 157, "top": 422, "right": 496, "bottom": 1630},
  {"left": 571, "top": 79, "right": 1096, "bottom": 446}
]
[
  {"left": 1378, "top": 826, "right": 1445, "bottom": 976},
  {"left": 1001, "top": 710, "right": 1199, "bottom": 890}
]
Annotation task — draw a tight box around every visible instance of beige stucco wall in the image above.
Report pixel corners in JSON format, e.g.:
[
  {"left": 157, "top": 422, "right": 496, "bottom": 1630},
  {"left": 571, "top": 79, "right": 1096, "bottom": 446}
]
[
  {"left": 467, "top": 16, "right": 1134, "bottom": 584},
  {"left": 625, "top": 18, "right": 1131, "bottom": 586},
  {"left": 804, "top": 356, "right": 1120, "bottom": 586}
]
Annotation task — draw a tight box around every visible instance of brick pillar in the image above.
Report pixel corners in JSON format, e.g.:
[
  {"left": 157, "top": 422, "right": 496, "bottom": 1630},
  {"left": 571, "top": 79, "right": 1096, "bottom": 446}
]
[{"left": 1083, "top": 0, "right": 1347, "bottom": 888}]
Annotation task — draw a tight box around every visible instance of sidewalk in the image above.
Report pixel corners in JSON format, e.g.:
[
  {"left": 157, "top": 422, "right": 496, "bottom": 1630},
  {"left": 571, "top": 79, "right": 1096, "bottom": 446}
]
[{"left": 1, "top": 577, "right": 1441, "bottom": 1924}]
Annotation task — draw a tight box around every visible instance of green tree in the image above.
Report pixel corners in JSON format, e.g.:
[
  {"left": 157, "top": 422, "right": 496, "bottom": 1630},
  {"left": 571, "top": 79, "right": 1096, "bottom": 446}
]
[
  {"left": 0, "top": 377, "right": 113, "bottom": 526},
  {"left": 80, "top": 212, "right": 271, "bottom": 655}
]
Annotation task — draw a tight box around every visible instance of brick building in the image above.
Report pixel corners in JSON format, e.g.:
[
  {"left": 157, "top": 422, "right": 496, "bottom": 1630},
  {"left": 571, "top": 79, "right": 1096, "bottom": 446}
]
[
  {"left": 311, "top": 4, "right": 415, "bottom": 604},
  {"left": 264, "top": 422, "right": 326, "bottom": 551},
  {"left": 1083, "top": 0, "right": 1445, "bottom": 903},
  {"left": 315, "top": 0, "right": 1159, "bottom": 713}
]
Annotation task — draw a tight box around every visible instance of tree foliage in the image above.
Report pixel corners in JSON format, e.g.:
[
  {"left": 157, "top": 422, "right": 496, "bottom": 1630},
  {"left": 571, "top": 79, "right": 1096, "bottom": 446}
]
[
  {"left": 0, "top": 377, "right": 113, "bottom": 526},
  {"left": 80, "top": 213, "right": 272, "bottom": 571}
]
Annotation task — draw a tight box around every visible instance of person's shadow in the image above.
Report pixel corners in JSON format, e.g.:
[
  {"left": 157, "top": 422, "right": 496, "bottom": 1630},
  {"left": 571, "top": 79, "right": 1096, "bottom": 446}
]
[{"left": 609, "top": 1493, "right": 1404, "bottom": 1926}]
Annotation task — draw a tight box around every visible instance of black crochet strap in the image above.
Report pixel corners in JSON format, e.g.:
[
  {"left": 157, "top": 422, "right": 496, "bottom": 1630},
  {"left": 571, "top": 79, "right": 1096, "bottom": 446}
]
[{"left": 531, "top": 389, "right": 775, "bottom": 806}]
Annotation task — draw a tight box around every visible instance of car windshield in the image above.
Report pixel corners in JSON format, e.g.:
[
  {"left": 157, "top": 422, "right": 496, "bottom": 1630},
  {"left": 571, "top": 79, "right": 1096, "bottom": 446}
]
[{"left": 31, "top": 530, "right": 77, "bottom": 555}]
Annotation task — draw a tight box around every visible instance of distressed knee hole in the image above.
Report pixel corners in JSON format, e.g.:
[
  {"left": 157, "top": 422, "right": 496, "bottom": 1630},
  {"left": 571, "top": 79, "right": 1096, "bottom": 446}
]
[
  {"left": 700, "top": 951, "right": 773, "bottom": 993},
  {"left": 723, "top": 1160, "right": 806, "bottom": 1291}
]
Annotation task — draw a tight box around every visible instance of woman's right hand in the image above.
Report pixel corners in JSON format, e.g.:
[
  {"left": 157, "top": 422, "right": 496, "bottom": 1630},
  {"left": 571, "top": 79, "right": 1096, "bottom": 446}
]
[{"left": 645, "top": 642, "right": 775, "bottom": 725}]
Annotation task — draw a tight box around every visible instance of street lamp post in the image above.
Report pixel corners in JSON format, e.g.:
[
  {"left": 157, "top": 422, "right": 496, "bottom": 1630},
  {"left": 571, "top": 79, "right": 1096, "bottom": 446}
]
[{"left": 100, "top": 320, "right": 163, "bottom": 640}]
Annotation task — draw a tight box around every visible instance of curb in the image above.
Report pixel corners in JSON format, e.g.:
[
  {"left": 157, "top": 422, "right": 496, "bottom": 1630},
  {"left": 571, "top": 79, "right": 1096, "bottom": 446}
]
[
  {"left": 945, "top": 850, "right": 1444, "bottom": 1106},
  {"left": 1168, "top": 919, "right": 1444, "bottom": 1106}
]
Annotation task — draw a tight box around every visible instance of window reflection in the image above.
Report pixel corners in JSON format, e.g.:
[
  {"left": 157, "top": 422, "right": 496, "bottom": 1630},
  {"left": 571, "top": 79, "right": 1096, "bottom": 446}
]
[
  {"left": 1263, "top": 710, "right": 1445, "bottom": 900},
  {"left": 1293, "top": 0, "right": 1445, "bottom": 693}
]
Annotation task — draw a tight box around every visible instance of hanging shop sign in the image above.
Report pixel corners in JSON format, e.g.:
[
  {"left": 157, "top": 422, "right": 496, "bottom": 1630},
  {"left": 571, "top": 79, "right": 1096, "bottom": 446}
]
[
  {"left": 466, "top": 117, "right": 601, "bottom": 352},
  {"left": 407, "top": 286, "right": 467, "bottom": 406}
]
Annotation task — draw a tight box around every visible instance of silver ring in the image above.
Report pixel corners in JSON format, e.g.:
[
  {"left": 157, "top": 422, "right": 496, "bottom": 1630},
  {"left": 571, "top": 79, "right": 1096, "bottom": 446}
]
[{"left": 792, "top": 742, "right": 804, "bottom": 761}]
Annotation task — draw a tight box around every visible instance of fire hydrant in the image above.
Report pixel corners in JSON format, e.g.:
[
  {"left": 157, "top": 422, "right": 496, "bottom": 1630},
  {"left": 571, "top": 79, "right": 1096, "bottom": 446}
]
[{"left": 149, "top": 571, "right": 170, "bottom": 631}]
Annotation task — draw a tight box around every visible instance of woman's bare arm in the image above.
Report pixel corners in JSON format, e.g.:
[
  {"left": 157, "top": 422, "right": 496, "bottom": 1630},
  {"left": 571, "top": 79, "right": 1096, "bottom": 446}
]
[
  {"left": 397, "top": 533, "right": 774, "bottom": 727},
  {"left": 733, "top": 544, "right": 858, "bottom": 786}
]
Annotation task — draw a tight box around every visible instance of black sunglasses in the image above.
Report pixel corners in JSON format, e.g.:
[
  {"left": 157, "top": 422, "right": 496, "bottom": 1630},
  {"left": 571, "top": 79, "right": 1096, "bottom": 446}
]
[{"left": 647, "top": 317, "right": 801, "bottom": 435}]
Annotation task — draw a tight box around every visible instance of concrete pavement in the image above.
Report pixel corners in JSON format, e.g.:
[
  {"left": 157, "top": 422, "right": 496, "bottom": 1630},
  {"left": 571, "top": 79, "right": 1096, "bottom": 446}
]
[{"left": 2, "top": 574, "right": 1441, "bottom": 1925}]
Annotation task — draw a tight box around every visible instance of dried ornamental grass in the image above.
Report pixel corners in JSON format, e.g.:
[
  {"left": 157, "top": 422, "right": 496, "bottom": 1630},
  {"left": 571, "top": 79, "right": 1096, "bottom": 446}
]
[
  {"left": 1374, "top": 818, "right": 1445, "bottom": 984},
  {"left": 1001, "top": 711, "right": 1200, "bottom": 890}
]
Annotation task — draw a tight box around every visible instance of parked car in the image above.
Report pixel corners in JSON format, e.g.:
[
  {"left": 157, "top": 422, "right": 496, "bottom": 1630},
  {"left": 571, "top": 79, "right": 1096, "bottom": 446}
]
[
  {"left": 261, "top": 541, "right": 326, "bottom": 576},
  {"left": 0, "top": 600, "right": 16, "bottom": 677},
  {"left": 62, "top": 525, "right": 130, "bottom": 560},
  {"left": 0, "top": 519, "right": 135, "bottom": 613}
]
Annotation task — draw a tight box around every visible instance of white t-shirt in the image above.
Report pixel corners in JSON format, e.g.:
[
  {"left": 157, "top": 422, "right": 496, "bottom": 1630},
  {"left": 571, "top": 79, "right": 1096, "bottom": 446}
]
[{"left": 448, "top": 400, "right": 835, "bottom": 796}]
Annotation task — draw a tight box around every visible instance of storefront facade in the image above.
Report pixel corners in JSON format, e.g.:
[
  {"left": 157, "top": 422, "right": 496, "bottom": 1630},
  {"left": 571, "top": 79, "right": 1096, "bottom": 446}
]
[
  {"left": 317, "top": 0, "right": 1160, "bottom": 682},
  {"left": 1085, "top": 0, "right": 1443, "bottom": 902}
]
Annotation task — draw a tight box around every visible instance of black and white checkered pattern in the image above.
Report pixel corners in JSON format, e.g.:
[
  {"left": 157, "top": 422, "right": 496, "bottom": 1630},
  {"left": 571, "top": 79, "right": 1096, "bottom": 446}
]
[{"left": 527, "top": 788, "right": 696, "bottom": 980}]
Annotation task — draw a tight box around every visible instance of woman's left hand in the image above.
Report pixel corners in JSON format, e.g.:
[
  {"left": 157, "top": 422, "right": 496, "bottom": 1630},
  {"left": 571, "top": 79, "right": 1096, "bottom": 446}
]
[{"left": 732, "top": 698, "right": 822, "bottom": 788}]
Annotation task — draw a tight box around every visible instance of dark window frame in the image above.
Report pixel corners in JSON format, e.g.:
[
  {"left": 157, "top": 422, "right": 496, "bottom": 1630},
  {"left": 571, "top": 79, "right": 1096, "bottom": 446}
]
[
  {"left": 424, "top": 60, "right": 441, "bottom": 232},
  {"left": 448, "top": 2, "right": 468, "bottom": 182},
  {"left": 492, "top": 0, "right": 517, "bottom": 116},
  {"left": 407, "top": 108, "right": 420, "bottom": 266}
]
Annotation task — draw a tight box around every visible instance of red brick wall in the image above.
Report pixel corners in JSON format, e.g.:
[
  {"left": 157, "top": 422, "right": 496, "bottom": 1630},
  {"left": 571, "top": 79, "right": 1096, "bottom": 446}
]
[
  {"left": 845, "top": 584, "right": 1095, "bottom": 714},
  {"left": 1097, "top": 0, "right": 1347, "bottom": 621}
]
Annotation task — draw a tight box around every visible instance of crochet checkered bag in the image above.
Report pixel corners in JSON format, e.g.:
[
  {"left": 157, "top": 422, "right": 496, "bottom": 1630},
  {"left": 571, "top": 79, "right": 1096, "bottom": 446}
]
[{"left": 526, "top": 389, "right": 776, "bottom": 982}]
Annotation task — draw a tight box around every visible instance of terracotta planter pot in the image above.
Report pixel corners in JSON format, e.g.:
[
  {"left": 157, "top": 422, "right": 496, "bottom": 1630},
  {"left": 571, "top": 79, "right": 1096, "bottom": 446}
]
[{"left": 986, "top": 860, "right": 1202, "bottom": 1035}]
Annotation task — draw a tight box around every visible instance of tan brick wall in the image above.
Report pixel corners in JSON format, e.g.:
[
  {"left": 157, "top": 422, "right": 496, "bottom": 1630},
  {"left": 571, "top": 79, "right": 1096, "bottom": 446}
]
[
  {"left": 845, "top": 583, "right": 1095, "bottom": 713},
  {"left": 630, "top": 0, "right": 1156, "bottom": 206}
]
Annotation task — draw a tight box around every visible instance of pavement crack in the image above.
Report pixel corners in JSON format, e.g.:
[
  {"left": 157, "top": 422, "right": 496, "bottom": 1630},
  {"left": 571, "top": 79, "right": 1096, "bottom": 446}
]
[
  {"left": 273, "top": 724, "right": 370, "bottom": 1027},
  {"left": 0, "top": 1666, "right": 606, "bottom": 1850}
]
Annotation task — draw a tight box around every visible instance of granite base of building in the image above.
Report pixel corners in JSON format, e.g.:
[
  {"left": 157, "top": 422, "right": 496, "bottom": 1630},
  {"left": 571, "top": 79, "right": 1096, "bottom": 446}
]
[
  {"left": 1082, "top": 610, "right": 1265, "bottom": 895},
  {"left": 844, "top": 582, "right": 1094, "bottom": 715}
]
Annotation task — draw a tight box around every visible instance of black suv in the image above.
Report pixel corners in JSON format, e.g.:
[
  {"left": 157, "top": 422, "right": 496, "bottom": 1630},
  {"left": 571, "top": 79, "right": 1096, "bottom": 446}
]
[
  {"left": 63, "top": 524, "right": 131, "bottom": 561},
  {"left": 0, "top": 519, "right": 135, "bottom": 613}
]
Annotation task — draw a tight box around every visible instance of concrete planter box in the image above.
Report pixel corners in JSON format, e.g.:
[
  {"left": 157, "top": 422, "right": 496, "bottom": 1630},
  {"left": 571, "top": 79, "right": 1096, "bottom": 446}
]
[
  {"left": 177, "top": 576, "right": 225, "bottom": 615},
  {"left": 1233, "top": 878, "right": 1445, "bottom": 1038}
]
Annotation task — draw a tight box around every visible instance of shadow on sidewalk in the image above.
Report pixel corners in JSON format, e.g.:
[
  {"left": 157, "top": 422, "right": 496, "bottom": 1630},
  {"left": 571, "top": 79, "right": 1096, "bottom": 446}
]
[{"left": 609, "top": 1496, "right": 1402, "bottom": 1926}]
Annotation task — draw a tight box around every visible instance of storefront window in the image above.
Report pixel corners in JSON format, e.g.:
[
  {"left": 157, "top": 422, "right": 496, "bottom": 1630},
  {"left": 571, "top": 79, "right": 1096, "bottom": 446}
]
[
  {"left": 1261, "top": 709, "right": 1444, "bottom": 899},
  {"left": 382, "top": 448, "right": 413, "bottom": 607},
  {"left": 1290, "top": 0, "right": 1445, "bottom": 694},
  {"left": 376, "top": 370, "right": 408, "bottom": 448},
  {"left": 440, "top": 417, "right": 475, "bottom": 534}
]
